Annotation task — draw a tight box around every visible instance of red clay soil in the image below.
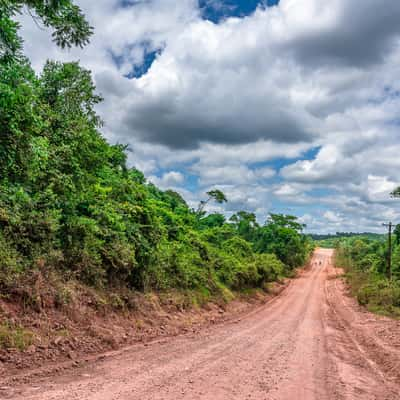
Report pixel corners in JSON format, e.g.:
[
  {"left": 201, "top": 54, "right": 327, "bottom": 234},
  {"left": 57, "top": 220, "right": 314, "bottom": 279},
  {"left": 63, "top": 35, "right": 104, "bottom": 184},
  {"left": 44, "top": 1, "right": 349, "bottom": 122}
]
[
  {"left": 0, "top": 280, "right": 283, "bottom": 374},
  {"left": 2, "top": 249, "right": 400, "bottom": 399}
]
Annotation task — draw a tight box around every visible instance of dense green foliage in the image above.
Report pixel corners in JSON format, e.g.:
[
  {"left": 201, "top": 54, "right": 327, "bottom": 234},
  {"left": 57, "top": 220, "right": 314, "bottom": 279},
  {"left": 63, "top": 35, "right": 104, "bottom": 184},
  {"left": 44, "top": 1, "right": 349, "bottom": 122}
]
[
  {"left": 314, "top": 232, "right": 384, "bottom": 248},
  {"left": 0, "top": 1, "right": 313, "bottom": 300},
  {"left": 1, "top": 0, "right": 92, "bottom": 62},
  {"left": 335, "top": 235, "right": 400, "bottom": 317}
]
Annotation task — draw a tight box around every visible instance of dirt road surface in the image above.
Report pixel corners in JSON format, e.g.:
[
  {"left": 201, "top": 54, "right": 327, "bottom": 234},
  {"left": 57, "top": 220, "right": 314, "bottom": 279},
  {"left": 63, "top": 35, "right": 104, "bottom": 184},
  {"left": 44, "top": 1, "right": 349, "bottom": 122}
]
[{"left": 3, "top": 249, "right": 400, "bottom": 400}]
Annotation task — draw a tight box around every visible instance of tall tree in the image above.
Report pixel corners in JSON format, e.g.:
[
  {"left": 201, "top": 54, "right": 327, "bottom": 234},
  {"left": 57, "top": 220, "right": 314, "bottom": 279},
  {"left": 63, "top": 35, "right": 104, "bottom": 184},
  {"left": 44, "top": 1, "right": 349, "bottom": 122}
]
[
  {"left": 254, "top": 214, "right": 308, "bottom": 269},
  {"left": 196, "top": 189, "right": 227, "bottom": 216},
  {"left": 391, "top": 187, "right": 400, "bottom": 198},
  {"left": 230, "top": 211, "right": 259, "bottom": 242},
  {"left": 1, "top": 0, "right": 93, "bottom": 61}
]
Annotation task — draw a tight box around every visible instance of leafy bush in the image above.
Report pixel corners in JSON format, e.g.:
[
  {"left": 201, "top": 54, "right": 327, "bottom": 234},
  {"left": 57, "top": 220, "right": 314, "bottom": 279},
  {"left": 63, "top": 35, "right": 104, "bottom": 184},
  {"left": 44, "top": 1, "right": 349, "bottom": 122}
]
[
  {"left": 0, "top": 232, "right": 22, "bottom": 286},
  {"left": 252, "top": 253, "right": 285, "bottom": 284}
]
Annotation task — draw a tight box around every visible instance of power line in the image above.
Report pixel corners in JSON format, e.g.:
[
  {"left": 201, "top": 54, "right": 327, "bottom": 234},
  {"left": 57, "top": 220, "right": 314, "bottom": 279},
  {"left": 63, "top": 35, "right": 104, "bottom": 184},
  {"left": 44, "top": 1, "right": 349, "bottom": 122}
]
[{"left": 382, "top": 222, "right": 393, "bottom": 281}]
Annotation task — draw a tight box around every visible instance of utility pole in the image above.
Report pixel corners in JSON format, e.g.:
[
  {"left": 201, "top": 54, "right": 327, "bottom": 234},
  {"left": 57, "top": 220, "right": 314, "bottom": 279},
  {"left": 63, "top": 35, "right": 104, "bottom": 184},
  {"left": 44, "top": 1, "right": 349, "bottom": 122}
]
[{"left": 383, "top": 222, "right": 393, "bottom": 280}]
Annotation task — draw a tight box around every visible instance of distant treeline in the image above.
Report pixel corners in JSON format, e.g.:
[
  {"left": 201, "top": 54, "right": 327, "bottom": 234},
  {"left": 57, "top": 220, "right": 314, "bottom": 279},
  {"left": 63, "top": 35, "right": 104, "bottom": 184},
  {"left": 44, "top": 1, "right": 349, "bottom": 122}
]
[{"left": 312, "top": 232, "right": 385, "bottom": 241}]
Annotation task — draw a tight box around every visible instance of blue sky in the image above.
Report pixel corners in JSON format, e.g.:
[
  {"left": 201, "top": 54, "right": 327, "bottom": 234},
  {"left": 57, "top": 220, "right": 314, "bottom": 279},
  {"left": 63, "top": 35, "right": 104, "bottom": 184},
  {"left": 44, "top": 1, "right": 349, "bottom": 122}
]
[
  {"left": 200, "top": 0, "right": 279, "bottom": 22},
  {"left": 20, "top": 0, "right": 400, "bottom": 233}
]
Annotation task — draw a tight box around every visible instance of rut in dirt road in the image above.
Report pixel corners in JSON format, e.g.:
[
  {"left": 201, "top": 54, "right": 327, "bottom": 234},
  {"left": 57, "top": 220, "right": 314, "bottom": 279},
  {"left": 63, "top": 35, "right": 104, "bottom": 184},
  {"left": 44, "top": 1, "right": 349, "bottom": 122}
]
[{"left": 4, "top": 249, "right": 400, "bottom": 400}]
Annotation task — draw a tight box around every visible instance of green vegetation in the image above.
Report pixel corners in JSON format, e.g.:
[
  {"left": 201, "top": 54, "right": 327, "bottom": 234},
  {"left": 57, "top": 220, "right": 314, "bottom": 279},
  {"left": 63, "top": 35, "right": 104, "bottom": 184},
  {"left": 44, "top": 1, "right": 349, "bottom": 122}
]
[
  {"left": 335, "top": 235, "right": 400, "bottom": 318},
  {"left": 0, "top": 0, "right": 313, "bottom": 324},
  {"left": 314, "top": 232, "right": 385, "bottom": 248},
  {"left": 0, "top": 321, "right": 34, "bottom": 350}
]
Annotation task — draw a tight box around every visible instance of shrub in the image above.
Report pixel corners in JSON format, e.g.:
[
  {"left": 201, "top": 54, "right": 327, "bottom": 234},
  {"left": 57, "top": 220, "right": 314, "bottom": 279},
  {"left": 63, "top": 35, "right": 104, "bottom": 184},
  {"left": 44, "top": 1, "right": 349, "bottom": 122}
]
[
  {"left": 0, "top": 321, "right": 34, "bottom": 350},
  {"left": 253, "top": 253, "right": 285, "bottom": 284}
]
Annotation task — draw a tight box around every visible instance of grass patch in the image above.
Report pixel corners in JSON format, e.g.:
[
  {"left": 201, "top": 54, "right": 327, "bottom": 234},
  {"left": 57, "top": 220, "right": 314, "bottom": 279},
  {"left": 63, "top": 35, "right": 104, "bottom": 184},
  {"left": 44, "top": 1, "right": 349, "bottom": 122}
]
[{"left": 0, "top": 321, "right": 34, "bottom": 350}]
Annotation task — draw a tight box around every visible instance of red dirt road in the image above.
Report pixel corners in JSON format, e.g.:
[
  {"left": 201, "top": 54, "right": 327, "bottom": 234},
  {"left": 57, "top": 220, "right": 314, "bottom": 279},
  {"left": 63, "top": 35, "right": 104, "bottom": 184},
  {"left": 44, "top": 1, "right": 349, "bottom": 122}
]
[{"left": 4, "top": 249, "right": 400, "bottom": 399}]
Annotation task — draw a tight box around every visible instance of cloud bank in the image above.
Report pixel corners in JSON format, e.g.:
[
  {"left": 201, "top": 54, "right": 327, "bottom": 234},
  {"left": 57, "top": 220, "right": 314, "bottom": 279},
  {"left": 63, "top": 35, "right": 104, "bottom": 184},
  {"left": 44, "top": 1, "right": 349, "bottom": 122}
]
[{"left": 19, "top": 0, "right": 400, "bottom": 233}]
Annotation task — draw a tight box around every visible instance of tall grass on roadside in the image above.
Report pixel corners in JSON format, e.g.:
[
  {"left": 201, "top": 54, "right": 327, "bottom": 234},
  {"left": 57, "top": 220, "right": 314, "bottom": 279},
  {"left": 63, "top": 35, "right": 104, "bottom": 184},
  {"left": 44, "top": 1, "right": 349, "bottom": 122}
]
[
  {"left": 0, "top": 321, "right": 34, "bottom": 350},
  {"left": 335, "top": 240, "right": 400, "bottom": 318}
]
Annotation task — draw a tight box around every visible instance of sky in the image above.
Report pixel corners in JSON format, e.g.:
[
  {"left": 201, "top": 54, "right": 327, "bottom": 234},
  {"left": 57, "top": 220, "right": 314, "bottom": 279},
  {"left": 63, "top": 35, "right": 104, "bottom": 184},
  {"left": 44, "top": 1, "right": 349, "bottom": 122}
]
[{"left": 18, "top": 0, "right": 400, "bottom": 233}]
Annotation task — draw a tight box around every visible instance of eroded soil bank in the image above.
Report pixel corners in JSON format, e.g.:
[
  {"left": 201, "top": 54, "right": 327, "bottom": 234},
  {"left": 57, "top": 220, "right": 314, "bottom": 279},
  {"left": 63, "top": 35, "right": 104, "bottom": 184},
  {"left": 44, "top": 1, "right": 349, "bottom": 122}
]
[{"left": 0, "top": 277, "right": 287, "bottom": 381}]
